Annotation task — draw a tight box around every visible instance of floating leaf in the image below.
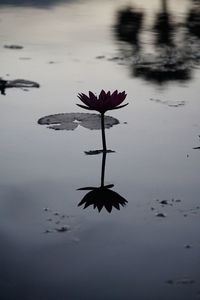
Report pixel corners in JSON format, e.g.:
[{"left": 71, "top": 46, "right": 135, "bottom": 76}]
[{"left": 38, "top": 113, "right": 119, "bottom": 131}]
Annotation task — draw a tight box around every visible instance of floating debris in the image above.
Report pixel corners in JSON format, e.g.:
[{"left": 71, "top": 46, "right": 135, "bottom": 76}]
[
  {"left": 166, "top": 278, "right": 195, "bottom": 285},
  {"left": 150, "top": 98, "right": 185, "bottom": 107},
  {"left": 96, "top": 55, "right": 105, "bottom": 59},
  {"left": 156, "top": 212, "right": 167, "bottom": 217},
  {"left": 151, "top": 197, "right": 193, "bottom": 218},
  {"left": 180, "top": 206, "right": 200, "bottom": 216},
  {"left": 44, "top": 229, "right": 52, "bottom": 234},
  {"left": 184, "top": 244, "right": 192, "bottom": 249},
  {"left": 48, "top": 61, "right": 58, "bottom": 64},
  {"left": 4, "top": 44, "right": 23, "bottom": 49},
  {"left": 108, "top": 56, "right": 124, "bottom": 61},
  {"left": 55, "top": 225, "right": 70, "bottom": 233},
  {"left": 19, "top": 57, "right": 31, "bottom": 60},
  {"left": 38, "top": 113, "right": 119, "bottom": 131},
  {"left": 176, "top": 278, "right": 195, "bottom": 285},
  {"left": 42, "top": 207, "right": 73, "bottom": 234},
  {"left": 43, "top": 207, "right": 50, "bottom": 212},
  {"left": 156, "top": 198, "right": 182, "bottom": 206},
  {"left": 160, "top": 200, "right": 168, "bottom": 205}
]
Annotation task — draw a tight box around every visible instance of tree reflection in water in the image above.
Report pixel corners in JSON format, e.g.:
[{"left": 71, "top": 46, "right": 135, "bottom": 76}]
[
  {"left": 78, "top": 151, "right": 127, "bottom": 213},
  {"left": 186, "top": 0, "right": 200, "bottom": 38},
  {"left": 153, "top": 0, "right": 174, "bottom": 46},
  {"left": 113, "top": 0, "right": 200, "bottom": 85},
  {"left": 114, "top": 6, "right": 144, "bottom": 53}
]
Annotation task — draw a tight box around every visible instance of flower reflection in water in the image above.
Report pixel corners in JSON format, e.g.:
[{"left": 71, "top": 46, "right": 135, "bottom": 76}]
[
  {"left": 78, "top": 151, "right": 128, "bottom": 213},
  {"left": 78, "top": 186, "right": 127, "bottom": 213}
]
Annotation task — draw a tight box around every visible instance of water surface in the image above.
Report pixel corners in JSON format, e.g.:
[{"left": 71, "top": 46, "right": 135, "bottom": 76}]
[{"left": 0, "top": 0, "right": 200, "bottom": 299}]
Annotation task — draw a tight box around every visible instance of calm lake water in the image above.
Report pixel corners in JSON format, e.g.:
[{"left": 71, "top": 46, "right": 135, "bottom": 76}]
[{"left": 0, "top": 0, "right": 200, "bottom": 299}]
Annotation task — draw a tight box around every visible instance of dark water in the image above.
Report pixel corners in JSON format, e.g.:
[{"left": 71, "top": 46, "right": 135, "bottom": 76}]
[{"left": 0, "top": 0, "right": 200, "bottom": 299}]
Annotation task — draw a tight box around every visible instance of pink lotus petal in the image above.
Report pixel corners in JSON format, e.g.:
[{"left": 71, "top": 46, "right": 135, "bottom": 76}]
[
  {"left": 110, "top": 103, "right": 129, "bottom": 110},
  {"left": 111, "top": 90, "right": 118, "bottom": 98},
  {"left": 77, "top": 89, "right": 128, "bottom": 113},
  {"left": 99, "top": 90, "right": 107, "bottom": 102},
  {"left": 76, "top": 104, "right": 94, "bottom": 110},
  {"left": 110, "top": 91, "right": 127, "bottom": 107},
  {"left": 89, "top": 91, "right": 97, "bottom": 101},
  {"left": 78, "top": 93, "right": 91, "bottom": 107}
]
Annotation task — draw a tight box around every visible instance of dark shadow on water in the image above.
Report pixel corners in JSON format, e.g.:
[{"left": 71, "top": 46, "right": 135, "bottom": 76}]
[
  {"left": 113, "top": 0, "right": 200, "bottom": 86},
  {"left": 78, "top": 151, "right": 128, "bottom": 213}
]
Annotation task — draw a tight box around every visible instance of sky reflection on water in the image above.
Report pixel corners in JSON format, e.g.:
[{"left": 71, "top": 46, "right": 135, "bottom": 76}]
[{"left": 0, "top": 0, "right": 200, "bottom": 299}]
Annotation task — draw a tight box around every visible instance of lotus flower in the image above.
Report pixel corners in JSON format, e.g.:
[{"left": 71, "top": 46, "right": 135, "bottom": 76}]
[
  {"left": 77, "top": 90, "right": 128, "bottom": 114},
  {"left": 77, "top": 89, "right": 128, "bottom": 152}
]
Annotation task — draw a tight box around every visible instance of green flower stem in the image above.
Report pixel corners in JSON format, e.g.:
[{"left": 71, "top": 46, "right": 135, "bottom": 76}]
[
  {"left": 101, "top": 113, "right": 107, "bottom": 152},
  {"left": 100, "top": 113, "right": 107, "bottom": 187}
]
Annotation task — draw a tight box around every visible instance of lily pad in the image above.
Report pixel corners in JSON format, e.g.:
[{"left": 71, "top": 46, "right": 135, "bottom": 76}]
[
  {"left": 0, "top": 78, "right": 40, "bottom": 94},
  {"left": 38, "top": 113, "right": 119, "bottom": 131},
  {"left": 6, "top": 79, "right": 40, "bottom": 88}
]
